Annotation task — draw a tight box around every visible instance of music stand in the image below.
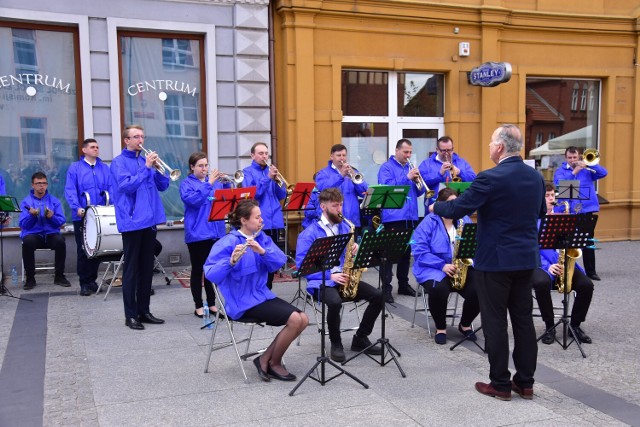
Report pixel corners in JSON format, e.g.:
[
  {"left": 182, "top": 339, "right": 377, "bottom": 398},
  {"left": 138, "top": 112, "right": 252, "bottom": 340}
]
[
  {"left": 447, "top": 223, "right": 485, "bottom": 352},
  {"left": 360, "top": 185, "right": 409, "bottom": 211},
  {"left": 537, "top": 213, "right": 597, "bottom": 358},
  {"left": 341, "top": 228, "right": 412, "bottom": 377},
  {"left": 0, "top": 196, "right": 32, "bottom": 302},
  {"left": 289, "top": 233, "right": 369, "bottom": 396},
  {"left": 207, "top": 187, "right": 256, "bottom": 222},
  {"left": 445, "top": 181, "right": 472, "bottom": 196},
  {"left": 557, "top": 180, "right": 590, "bottom": 213}
]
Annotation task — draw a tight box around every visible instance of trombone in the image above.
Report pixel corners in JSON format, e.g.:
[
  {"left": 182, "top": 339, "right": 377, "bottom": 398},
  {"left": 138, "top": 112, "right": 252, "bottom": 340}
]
[
  {"left": 140, "top": 146, "right": 181, "bottom": 181},
  {"left": 582, "top": 148, "right": 600, "bottom": 173},
  {"left": 267, "top": 162, "right": 294, "bottom": 194},
  {"left": 408, "top": 161, "right": 435, "bottom": 198},
  {"left": 339, "top": 161, "right": 364, "bottom": 184}
]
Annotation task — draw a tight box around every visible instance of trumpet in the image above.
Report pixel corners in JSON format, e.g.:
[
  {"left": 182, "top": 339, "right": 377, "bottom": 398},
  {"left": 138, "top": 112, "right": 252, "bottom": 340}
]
[
  {"left": 339, "top": 161, "right": 364, "bottom": 184},
  {"left": 408, "top": 161, "right": 435, "bottom": 198},
  {"left": 230, "top": 225, "right": 263, "bottom": 265},
  {"left": 444, "top": 153, "right": 461, "bottom": 182},
  {"left": 140, "top": 146, "right": 181, "bottom": 181},
  {"left": 267, "top": 163, "right": 294, "bottom": 194},
  {"left": 217, "top": 170, "right": 244, "bottom": 187}
]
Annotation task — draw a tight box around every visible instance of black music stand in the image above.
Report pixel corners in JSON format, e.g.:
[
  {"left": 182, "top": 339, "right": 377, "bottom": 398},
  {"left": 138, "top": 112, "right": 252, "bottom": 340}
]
[
  {"left": 0, "top": 196, "right": 32, "bottom": 302},
  {"left": 448, "top": 223, "right": 485, "bottom": 352},
  {"left": 557, "top": 179, "right": 590, "bottom": 213},
  {"left": 537, "top": 213, "right": 597, "bottom": 358},
  {"left": 281, "top": 182, "right": 315, "bottom": 279},
  {"left": 289, "top": 233, "right": 369, "bottom": 396},
  {"left": 341, "top": 228, "right": 412, "bottom": 377}
]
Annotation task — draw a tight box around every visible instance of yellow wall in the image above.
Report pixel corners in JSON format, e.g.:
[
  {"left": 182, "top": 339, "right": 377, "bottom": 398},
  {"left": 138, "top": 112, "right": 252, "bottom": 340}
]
[{"left": 273, "top": 0, "right": 640, "bottom": 240}]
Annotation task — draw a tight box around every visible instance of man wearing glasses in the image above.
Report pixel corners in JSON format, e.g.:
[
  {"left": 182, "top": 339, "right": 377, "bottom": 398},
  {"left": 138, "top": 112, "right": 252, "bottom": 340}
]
[
  {"left": 110, "top": 125, "right": 170, "bottom": 330},
  {"left": 419, "top": 136, "right": 476, "bottom": 206},
  {"left": 19, "top": 172, "right": 71, "bottom": 290}
]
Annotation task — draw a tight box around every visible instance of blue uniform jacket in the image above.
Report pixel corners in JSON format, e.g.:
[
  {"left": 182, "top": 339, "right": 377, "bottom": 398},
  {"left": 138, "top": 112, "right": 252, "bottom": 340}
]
[
  {"left": 434, "top": 156, "right": 546, "bottom": 272},
  {"left": 0, "top": 175, "right": 5, "bottom": 195},
  {"left": 204, "top": 230, "right": 286, "bottom": 319},
  {"left": 315, "top": 161, "right": 368, "bottom": 227},
  {"left": 242, "top": 161, "right": 286, "bottom": 230},
  {"left": 553, "top": 162, "right": 607, "bottom": 213},
  {"left": 377, "top": 156, "right": 426, "bottom": 223},
  {"left": 180, "top": 174, "right": 228, "bottom": 244},
  {"left": 109, "top": 149, "right": 169, "bottom": 233},
  {"left": 412, "top": 213, "right": 472, "bottom": 284},
  {"left": 19, "top": 190, "right": 66, "bottom": 239},
  {"left": 296, "top": 220, "right": 350, "bottom": 292},
  {"left": 64, "top": 157, "right": 111, "bottom": 221},
  {"left": 301, "top": 191, "right": 320, "bottom": 229},
  {"left": 419, "top": 153, "right": 476, "bottom": 205},
  {"left": 539, "top": 248, "right": 585, "bottom": 281}
]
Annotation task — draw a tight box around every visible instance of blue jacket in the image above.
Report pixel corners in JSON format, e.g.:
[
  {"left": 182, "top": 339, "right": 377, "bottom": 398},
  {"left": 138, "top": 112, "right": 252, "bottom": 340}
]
[
  {"left": 204, "top": 230, "right": 286, "bottom": 319},
  {"left": 553, "top": 162, "right": 607, "bottom": 213},
  {"left": 412, "top": 213, "right": 472, "bottom": 284},
  {"left": 64, "top": 157, "right": 111, "bottom": 221},
  {"left": 180, "top": 174, "right": 228, "bottom": 244},
  {"left": 377, "top": 156, "right": 426, "bottom": 223},
  {"left": 315, "top": 161, "right": 368, "bottom": 227},
  {"left": 109, "top": 149, "right": 169, "bottom": 233},
  {"left": 434, "top": 156, "right": 546, "bottom": 272},
  {"left": 296, "top": 219, "right": 350, "bottom": 292},
  {"left": 419, "top": 153, "right": 476, "bottom": 205},
  {"left": 0, "top": 174, "right": 5, "bottom": 195},
  {"left": 539, "top": 248, "right": 585, "bottom": 281},
  {"left": 19, "top": 190, "right": 66, "bottom": 239},
  {"left": 242, "top": 161, "right": 286, "bottom": 230},
  {"left": 301, "top": 191, "right": 320, "bottom": 229}
]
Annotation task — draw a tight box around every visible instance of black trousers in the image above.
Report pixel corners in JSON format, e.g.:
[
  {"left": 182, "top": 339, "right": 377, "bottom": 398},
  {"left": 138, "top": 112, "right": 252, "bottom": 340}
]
[
  {"left": 22, "top": 233, "right": 66, "bottom": 280},
  {"left": 532, "top": 268, "right": 594, "bottom": 327},
  {"left": 121, "top": 227, "right": 156, "bottom": 319},
  {"left": 580, "top": 213, "right": 597, "bottom": 276},
  {"left": 73, "top": 220, "right": 101, "bottom": 288},
  {"left": 420, "top": 273, "right": 480, "bottom": 331},
  {"left": 187, "top": 239, "right": 217, "bottom": 309},
  {"left": 319, "top": 281, "right": 383, "bottom": 345},
  {"left": 263, "top": 228, "right": 284, "bottom": 290},
  {"left": 476, "top": 269, "right": 537, "bottom": 392},
  {"left": 381, "top": 220, "right": 417, "bottom": 290}
]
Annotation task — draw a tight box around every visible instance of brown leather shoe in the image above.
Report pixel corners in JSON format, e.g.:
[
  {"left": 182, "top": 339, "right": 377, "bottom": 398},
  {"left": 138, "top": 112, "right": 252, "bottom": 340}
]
[
  {"left": 511, "top": 381, "right": 533, "bottom": 399},
  {"left": 475, "top": 382, "right": 512, "bottom": 401}
]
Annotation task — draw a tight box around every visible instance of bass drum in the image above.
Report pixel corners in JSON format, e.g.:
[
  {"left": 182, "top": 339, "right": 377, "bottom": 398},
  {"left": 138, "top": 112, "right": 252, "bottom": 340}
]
[{"left": 83, "top": 205, "right": 122, "bottom": 258}]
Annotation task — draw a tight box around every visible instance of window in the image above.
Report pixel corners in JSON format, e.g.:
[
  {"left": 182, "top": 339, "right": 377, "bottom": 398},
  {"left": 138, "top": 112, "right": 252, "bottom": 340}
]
[
  {"left": 548, "top": 132, "right": 556, "bottom": 141},
  {"left": 12, "top": 28, "right": 38, "bottom": 75},
  {"left": 535, "top": 132, "right": 543, "bottom": 147},
  {"left": 162, "top": 38, "right": 195, "bottom": 71},
  {"left": 580, "top": 84, "right": 588, "bottom": 111},
  {"left": 571, "top": 83, "right": 579, "bottom": 111},
  {"left": 398, "top": 73, "right": 444, "bottom": 117},
  {"left": 21, "top": 117, "right": 47, "bottom": 159},
  {"left": 165, "top": 94, "right": 199, "bottom": 137}
]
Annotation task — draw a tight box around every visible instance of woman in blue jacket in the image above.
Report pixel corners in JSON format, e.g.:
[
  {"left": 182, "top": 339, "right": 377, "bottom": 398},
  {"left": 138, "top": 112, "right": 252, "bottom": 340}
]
[
  {"left": 204, "top": 200, "right": 308, "bottom": 382},
  {"left": 412, "top": 188, "right": 479, "bottom": 345},
  {"left": 180, "top": 152, "right": 228, "bottom": 318}
]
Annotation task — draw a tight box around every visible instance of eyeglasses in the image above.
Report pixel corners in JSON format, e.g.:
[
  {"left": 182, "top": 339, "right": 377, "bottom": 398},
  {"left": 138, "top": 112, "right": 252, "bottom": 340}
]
[
  {"left": 438, "top": 148, "right": 454, "bottom": 153},
  {"left": 126, "top": 135, "right": 144, "bottom": 140},
  {"left": 33, "top": 182, "right": 48, "bottom": 186}
]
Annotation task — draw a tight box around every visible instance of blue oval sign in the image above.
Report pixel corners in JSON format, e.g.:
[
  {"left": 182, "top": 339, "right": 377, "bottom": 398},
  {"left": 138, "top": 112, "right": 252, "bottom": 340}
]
[{"left": 467, "top": 62, "right": 512, "bottom": 87}]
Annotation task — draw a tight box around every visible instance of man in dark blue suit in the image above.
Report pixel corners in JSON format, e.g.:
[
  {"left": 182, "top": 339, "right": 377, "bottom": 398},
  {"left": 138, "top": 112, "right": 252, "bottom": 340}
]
[{"left": 432, "top": 124, "right": 546, "bottom": 401}]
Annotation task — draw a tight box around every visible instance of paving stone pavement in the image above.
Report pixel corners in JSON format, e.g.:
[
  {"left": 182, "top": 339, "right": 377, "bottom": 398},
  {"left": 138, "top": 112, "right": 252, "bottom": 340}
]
[{"left": 1, "top": 240, "right": 639, "bottom": 426}]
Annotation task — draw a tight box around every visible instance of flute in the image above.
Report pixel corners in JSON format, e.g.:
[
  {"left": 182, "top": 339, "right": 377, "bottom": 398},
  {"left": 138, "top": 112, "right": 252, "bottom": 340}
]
[{"left": 230, "top": 225, "right": 264, "bottom": 265}]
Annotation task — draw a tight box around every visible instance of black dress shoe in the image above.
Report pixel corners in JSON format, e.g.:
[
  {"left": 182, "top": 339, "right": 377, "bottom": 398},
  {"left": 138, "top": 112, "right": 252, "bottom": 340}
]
[
  {"left": 383, "top": 286, "right": 394, "bottom": 304},
  {"left": 398, "top": 286, "right": 416, "bottom": 297},
  {"left": 253, "top": 357, "right": 270, "bottom": 382},
  {"left": 587, "top": 273, "right": 601, "bottom": 281},
  {"left": 569, "top": 326, "right": 592, "bottom": 344},
  {"left": 194, "top": 310, "right": 204, "bottom": 318},
  {"left": 458, "top": 324, "right": 477, "bottom": 342},
  {"left": 267, "top": 366, "right": 296, "bottom": 381},
  {"left": 351, "top": 334, "right": 383, "bottom": 355},
  {"left": 541, "top": 328, "right": 556, "bottom": 345},
  {"left": 125, "top": 318, "right": 145, "bottom": 330},
  {"left": 330, "top": 343, "right": 346, "bottom": 362},
  {"left": 79, "top": 287, "right": 92, "bottom": 296},
  {"left": 138, "top": 313, "right": 165, "bottom": 324},
  {"left": 54, "top": 275, "right": 71, "bottom": 287}
]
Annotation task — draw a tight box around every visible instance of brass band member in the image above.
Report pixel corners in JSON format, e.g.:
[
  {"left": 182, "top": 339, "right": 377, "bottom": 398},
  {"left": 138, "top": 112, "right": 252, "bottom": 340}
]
[
  {"left": 204, "top": 200, "right": 308, "bottom": 382},
  {"left": 412, "top": 188, "right": 480, "bottom": 345},
  {"left": 242, "top": 142, "right": 287, "bottom": 289},
  {"left": 296, "top": 188, "right": 383, "bottom": 363},
  {"left": 533, "top": 183, "right": 594, "bottom": 344}
]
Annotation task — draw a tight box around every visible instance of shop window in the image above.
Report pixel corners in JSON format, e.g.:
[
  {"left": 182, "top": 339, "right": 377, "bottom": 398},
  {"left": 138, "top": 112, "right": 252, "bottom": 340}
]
[
  {"left": 120, "top": 33, "right": 205, "bottom": 220},
  {"left": 0, "top": 23, "right": 81, "bottom": 226}
]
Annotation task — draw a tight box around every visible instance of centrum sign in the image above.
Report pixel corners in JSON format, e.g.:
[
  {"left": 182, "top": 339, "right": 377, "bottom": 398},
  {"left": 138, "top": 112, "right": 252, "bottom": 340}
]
[{"left": 467, "top": 62, "right": 512, "bottom": 87}]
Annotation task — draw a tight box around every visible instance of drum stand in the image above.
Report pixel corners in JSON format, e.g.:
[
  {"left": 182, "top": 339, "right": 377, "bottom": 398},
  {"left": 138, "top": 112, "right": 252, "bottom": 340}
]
[{"left": 95, "top": 253, "right": 124, "bottom": 301}]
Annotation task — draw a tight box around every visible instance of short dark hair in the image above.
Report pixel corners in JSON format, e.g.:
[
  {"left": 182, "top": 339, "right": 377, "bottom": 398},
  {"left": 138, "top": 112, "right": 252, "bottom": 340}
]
[
  {"left": 437, "top": 187, "right": 457, "bottom": 202},
  {"left": 82, "top": 138, "right": 98, "bottom": 147},
  {"left": 228, "top": 199, "right": 260, "bottom": 228},
  {"left": 545, "top": 182, "right": 555, "bottom": 192},
  {"left": 31, "top": 171, "right": 47, "bottom": 183},
  {"left": 251, "top": 142, "right": 268, "bottom": 154},
  {"left": 188, "top": 152, "right": 207, "bottom": 174},
  {"left": 437, "top": 136, "right": 453, "bottom": 149},
  {"left": 396, "top": 138, "right": 412, "bottom": 149},
  {"left": 565, "top": 146, "right": 580, "bottom": 156},
  {"left": 330, "top": 144, "right": 347, "bottom": 154},
  {"left": 318, "top": 188, "right": 343, "bottom": 204}
]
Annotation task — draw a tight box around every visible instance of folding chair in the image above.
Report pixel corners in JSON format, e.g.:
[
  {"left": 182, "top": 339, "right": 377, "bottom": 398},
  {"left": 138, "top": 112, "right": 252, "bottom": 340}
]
[
  {"left": 21, "top": 248, "right": 55, "bottom": 283},
  {"left": 411, "top": 284, "right": 461, "bottom": 336},
  {"left": 153, "top": 256, "right": 172, "bottom": 285},
  {"left": 203, "top": 283, "right": 273, "bottom": 383},
  {"left": 96, "top": 253, "right": 124, "bottom": 300}
]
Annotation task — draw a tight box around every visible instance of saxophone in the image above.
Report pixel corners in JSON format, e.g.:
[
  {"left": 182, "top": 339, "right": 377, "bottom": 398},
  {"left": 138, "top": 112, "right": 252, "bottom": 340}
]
[
  {"left": 451, "top": 219, "right": 472, "bottom": 291},
  {"left": 555, "top": 201, "right": 582, "bottom": 293},
  {"left": 338, "top": 214, "right": 365, "bottom": 299}
]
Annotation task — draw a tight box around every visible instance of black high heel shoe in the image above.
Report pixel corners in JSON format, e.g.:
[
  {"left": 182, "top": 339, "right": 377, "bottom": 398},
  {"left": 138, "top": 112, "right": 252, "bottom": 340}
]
[{"left": 253, "top": 357, "right": 270, "bottom": 382}]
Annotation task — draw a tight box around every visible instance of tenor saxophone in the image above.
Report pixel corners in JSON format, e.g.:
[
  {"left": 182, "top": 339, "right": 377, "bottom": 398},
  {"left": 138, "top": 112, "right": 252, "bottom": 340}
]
[
  {"left": 338, "top": 214, "right": 365, "bottom": 299},
  {"left": 555, "top": 201, "right": 581, "bottom": 293},
  {"left": 451, "top": 219, "right": 472, "bottom": 291}
]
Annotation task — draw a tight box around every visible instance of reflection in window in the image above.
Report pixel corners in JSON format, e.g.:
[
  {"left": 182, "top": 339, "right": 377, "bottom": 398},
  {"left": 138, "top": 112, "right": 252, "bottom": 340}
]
[
  {"left": 341, "top": 70, "right": 388, "bottom": 116},
  {"left": 165, "top": 94, "right": 199, "bottom": 137},
  {"left": 571, "top": 83, "right": 579, "bottom": 111},
  {"left": 341, "top": 122, "right": 388, "bottom": 183},
  {"left": 588, "top": 84, "right": 595, "bottom": 111},
  {"left": 162, "top": 38, "right": 195, "bottom": 70},
  {"left": 548, "top": 132, "right": 556, "bottom": 141},
  {"left": 398, "top": 73, "right": 444, "bottom": 117},
  {"left": 580, "top": 84, "right": 588, "bottom": 111},
  {"left": 535, "top": 132, "right": 543, "bottom": 147},
  {"left": 12, "top": 29, "right": 38, "bottom": 75},
  {"left": 21, "top": 117, "right": 47, "bottom": 159}
]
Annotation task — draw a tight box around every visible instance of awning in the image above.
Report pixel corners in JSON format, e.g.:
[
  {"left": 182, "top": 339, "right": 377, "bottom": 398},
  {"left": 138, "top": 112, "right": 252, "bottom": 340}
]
[
  {"left": 529, "top": 142, "right": 565, "bottom": 157},
  {"left": 547, "top": 125, "right": 593, "bottom": 149}
]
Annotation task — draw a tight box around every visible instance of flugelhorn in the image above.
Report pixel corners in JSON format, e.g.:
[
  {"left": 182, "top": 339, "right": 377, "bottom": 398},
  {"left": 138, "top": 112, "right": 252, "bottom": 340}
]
[
  {"left": 408, "top": 161, "right": 435, "bottom": 198},
  {"left": 140, "top": 146, "right": 181, "bottom": 181},
  {"left": 340, "top": 161, "right": 364, "bottom": 184},
  {"left": 267, "top": 162, "right": 294, "bottom": 194}
]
